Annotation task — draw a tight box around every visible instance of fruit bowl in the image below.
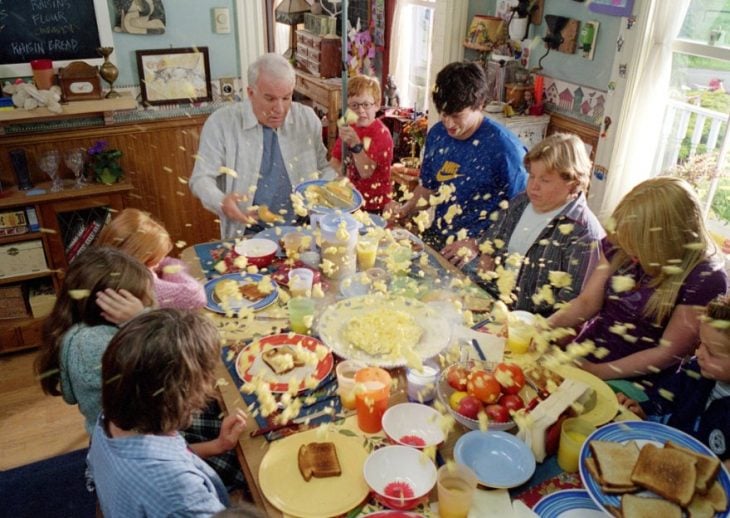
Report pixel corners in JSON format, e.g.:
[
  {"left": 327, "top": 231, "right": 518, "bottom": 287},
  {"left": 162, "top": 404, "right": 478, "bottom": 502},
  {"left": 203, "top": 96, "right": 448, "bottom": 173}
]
[
  {"left": 234, "top": 238, "right": 279, "bottom": 268},
  {"left": 363, "top": 445, "right": 437, "bottom": 510},
  {"left": 437, "top": 360, "right": 530, "bottom": 432},
  {"left": 381, "top": 403, "right": 445, "bottom": 449}
]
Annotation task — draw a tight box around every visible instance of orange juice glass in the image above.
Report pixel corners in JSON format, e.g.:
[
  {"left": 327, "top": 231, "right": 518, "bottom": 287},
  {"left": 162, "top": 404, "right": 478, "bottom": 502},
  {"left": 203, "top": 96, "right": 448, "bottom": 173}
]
[
  {"left": 437, "top": 463, "right": 478, "bottom": 518},
  {"left": 335, "top": 360, "right": 367, "bottom": 410},
  {"left": 354, "top": 367, "right": 391, "bottom": 433},
  {"left": 557, "top": 417, "right": 595, "bottom": 472}
]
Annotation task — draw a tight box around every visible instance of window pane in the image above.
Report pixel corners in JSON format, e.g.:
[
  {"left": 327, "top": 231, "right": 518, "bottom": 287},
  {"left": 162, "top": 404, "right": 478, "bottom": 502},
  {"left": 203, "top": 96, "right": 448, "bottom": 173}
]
[{"left": 678, "top": 0, "right": 730, "bottom": 46}]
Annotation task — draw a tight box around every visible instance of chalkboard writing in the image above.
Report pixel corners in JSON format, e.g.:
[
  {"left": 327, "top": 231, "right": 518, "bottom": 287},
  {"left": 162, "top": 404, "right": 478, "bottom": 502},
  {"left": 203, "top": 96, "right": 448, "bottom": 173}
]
[{"left": 0, "top": 0, "right": 102, "bottom": 65}]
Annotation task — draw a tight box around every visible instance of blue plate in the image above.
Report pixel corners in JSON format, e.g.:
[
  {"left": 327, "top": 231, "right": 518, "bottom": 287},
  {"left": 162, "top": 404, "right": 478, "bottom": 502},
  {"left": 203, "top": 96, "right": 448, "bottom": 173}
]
[
  {"left": 533, "top": 489, "right": 604, "bottom": 517},
  {"left": 204, "top": 272, "right": 278, "bottom": 314},
  {"left": 294, "top": 179, "right": 363, "bottom": 213},
  {"left": 579, "top": 421, "right": 730, "bottom": 517},
  {"left": 453, "top": 430, "right": 535, "bottom": 488}
]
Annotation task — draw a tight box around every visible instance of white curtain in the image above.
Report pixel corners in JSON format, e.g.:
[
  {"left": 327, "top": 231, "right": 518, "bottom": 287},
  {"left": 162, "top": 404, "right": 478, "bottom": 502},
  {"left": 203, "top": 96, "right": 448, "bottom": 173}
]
[
  {"left": 235, "top": 0, "right": 267, "bottom": 86},
  {"left": 597, "top": 0, "right": 691, "bottom": 219}
]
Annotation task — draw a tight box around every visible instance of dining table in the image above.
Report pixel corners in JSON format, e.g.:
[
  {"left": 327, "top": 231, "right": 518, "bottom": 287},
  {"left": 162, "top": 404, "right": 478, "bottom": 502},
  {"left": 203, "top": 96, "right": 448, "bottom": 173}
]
[{"left": 180, "top": 226, "right": 638, "bottom": 518}]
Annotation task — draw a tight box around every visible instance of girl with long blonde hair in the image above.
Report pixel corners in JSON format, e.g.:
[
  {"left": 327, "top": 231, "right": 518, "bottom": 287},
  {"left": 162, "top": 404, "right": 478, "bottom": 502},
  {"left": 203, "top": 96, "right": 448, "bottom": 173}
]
[
  {"left": 548, "top": 177, "right": 727, "bottom": 382},
  {"left": 95, "top": 208, "right": 206, "bottom": 309}
]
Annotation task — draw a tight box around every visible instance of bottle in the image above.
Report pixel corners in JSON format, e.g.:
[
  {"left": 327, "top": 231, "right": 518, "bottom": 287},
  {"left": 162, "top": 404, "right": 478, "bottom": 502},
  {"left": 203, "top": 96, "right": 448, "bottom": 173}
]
[
  {"left": 30, "top": 59, "right": 54, "bottom": 90},
  {"left": 319, "top": 212, "right": 359, "bottom": 280}
]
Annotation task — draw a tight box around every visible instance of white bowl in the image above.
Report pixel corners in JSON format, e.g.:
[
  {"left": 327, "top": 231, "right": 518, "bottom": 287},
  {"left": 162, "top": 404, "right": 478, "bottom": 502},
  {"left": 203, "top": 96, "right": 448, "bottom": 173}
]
[
  {"left": 363, "top": 445, "right": 437, "bottom": 510},
  {"left": 234, "top": 238, "right": 279, "bottom": 267},
  {"left": 382, "top": 403, "right": 445, "bottom": 448}
]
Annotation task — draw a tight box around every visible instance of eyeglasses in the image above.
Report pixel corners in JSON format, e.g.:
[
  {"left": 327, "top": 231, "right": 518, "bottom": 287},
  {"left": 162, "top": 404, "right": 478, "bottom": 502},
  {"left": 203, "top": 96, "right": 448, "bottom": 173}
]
[{"left": 348, "top": 101, "right": 375, "bottom": 110}]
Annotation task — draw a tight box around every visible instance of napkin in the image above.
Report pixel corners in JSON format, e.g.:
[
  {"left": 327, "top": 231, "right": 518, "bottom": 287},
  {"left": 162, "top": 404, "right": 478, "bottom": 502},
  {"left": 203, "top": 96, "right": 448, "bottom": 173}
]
[
  {"left": 517, "top": 378, "right": 590, "bottom": 462},
  {"left": 454, "top": 326, "right": 505, "bottom": 363},
  {"left": 461, "top": 489, "right": 539, "bottom": 517}
]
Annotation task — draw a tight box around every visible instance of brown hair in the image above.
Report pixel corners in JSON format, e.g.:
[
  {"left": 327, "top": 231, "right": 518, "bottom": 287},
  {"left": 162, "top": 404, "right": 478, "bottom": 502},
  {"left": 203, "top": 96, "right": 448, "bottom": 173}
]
[
  {"left": 36, "top": 247, "right": 153, "bottom": 396},
  {"left": 524, "top": 133, "right": 592, "bottom": 193},
  {"left": 706, "top": 294, "right": 730, "bottom": 337},
  {"left": 609, "top": 177, "right": 716, "bottom": 323},
  {"left": 347, "top": 75, "right": 381, "bottom": 103},
  {"left": 432, "top": 61, "right": 488, "bottom": 115},
  {"left": 96, "top": 208, "right": 173, "bottom": 267},
  {"left": 101, "top": 308, "right": 221, "bottom": 434}
]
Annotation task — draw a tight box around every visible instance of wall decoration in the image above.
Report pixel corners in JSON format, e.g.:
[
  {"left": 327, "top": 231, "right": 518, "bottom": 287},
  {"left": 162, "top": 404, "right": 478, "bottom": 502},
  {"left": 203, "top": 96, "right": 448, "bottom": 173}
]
[
  {"left": 372, "top": 0, "right": 385, "bottom": 47},
  {"left": 588, "top": 0, "right": 634, "bottom": 17},
  {"left": 545, "top": 15, "right": 579, "bottom": 54},
  {"left": 580, "top": 21, "right": 600, "bottom": 60},
  {"left": 136, "top": 47, "right": 211, "bottom": 105},
  {"left": 543, "top": 76, "right": 606, "bottom": 125},
  {"left": 113, "top": 0, "right": 166, "bottom": 35}
]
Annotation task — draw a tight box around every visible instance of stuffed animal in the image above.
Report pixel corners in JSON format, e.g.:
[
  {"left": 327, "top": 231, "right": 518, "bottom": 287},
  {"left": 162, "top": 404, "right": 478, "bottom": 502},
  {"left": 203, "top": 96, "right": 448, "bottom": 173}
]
[
  {"left": 384, "top": 75, "right": 400, "bottom": 108},
  {"left": 2, "top": 81, "right": 62, "bottom": 113}
]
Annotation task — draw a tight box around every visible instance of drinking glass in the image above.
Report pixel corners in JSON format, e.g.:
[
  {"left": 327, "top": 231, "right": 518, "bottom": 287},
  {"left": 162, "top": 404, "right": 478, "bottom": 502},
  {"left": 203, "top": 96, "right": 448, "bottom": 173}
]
[
  {"left": 437, "top": 463, "right": 478, "bottom": 518},
  {"left": 557, "top": 417, "right": 595, "bottom": 472},
  {"left": 354, "top": 367, "right": 391, "bottom": 433},
  {"left": 38, "top": 149, "right": 62, "bottom": 192},
  {"left": 64, "top": 148, "right": 86, "bottom": 189},
  {"left": 287, "top": 297, "right": 315, "bottom": 334}
]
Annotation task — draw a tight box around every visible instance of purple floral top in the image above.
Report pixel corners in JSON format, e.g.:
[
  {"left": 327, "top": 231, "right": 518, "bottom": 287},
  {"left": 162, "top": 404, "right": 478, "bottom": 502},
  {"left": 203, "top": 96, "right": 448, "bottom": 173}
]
[{"left": 577, "top": 239, "right": 728, "bottom": 365}]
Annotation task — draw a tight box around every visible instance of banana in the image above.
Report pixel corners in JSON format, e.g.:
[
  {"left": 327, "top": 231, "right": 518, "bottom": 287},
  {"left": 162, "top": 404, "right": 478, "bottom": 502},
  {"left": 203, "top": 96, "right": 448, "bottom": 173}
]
[
  {"left": 324, "top": 181, "right": 354, "bottom": 203},
  {"left": 337, "top": 109, "right": 358, "bottom": 127},
  {"left": 257, "top": 205, "right": 284, "bottom": 224}
]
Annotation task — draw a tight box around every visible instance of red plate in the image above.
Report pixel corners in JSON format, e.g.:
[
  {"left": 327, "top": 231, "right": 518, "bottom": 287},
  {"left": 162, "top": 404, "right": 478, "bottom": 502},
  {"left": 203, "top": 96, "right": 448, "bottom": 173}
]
[{"left": 235, "top": 334, "right": 333, "bottom": 393}]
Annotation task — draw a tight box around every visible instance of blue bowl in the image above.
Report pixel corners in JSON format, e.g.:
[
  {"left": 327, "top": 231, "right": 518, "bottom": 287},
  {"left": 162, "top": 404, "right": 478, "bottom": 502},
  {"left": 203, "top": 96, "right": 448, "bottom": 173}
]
[{"left": 454, "top": 430, "right": 535, "bottom": 488}]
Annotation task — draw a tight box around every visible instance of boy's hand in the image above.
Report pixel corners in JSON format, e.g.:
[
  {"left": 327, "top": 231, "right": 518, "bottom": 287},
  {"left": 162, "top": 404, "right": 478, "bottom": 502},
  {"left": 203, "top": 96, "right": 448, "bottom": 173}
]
[
  {"left": 441, "top": 238, "right": 478, "bottom": 267},
  {"left": 216, "top": 408, "right": 247, "bottom": 451},
  {"left": 616, "top": 393, "right": 646, "bottom": 419},
  {"left": 96, "top": 288, "right": 146, "bottom": 325}
]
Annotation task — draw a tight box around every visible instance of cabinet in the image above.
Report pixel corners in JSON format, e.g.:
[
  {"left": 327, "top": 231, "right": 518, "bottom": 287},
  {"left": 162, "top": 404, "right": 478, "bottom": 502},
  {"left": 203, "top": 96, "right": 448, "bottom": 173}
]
[
  {"left": 485, "top": 112, "right": 551, "bottom": 150},
  {"left": 0, "top": 181, "right": 131, "bottom": 353},
  {"left": 295, "top": 29, "right": 342, "bottom": 79},
  {"left": 294, "top": 69, "right": 342, "bottom": 155}
]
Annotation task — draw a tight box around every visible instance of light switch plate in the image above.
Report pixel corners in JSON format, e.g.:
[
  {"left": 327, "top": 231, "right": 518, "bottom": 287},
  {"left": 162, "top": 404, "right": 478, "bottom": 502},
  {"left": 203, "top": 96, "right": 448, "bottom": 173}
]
[
  {"left": 213, "top": 7, "right": 231, "bottom": 34},
  {"left": 219, "top": 77, "right": 236, "bottom": 101}
]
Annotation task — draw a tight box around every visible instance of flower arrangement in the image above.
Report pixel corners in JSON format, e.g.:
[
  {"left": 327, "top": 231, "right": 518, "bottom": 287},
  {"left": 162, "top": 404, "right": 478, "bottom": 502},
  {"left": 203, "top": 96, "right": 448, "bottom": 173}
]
[
  {"left": 86, "top": 140, "right": 123, "bottom": 185},
  {"left": 403, "top": 115, "right": 428, "bottom": 156}
]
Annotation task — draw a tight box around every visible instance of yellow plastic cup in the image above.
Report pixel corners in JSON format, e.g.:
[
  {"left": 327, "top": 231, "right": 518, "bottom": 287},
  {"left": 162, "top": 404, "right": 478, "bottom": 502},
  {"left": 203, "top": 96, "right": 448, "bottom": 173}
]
[{"left": 557, "top": 417, "right": 595, "bottom": 472}]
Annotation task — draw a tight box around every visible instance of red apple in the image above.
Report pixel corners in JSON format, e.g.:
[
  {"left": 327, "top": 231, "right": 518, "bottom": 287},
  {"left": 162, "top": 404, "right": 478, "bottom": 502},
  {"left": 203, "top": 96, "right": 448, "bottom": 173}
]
[
  {"left": 456, "top": 395, "right": 483, "bottom": 420},
  {"left": 446, "top": 365, "right": 469, "bottom": 391},
  {"left": 485, "top": 403, "right": 510, "bottom": 423},
  {"left": 499, "top": 393, "right": 525, "bottom": 412},
  {"left": 494, "top": 362, "right": 526, "bottom": 395}
]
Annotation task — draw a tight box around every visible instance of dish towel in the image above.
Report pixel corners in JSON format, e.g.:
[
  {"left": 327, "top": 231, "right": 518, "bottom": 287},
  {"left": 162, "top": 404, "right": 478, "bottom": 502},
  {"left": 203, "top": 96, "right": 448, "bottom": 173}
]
[{"left": 517, "top": 378, "right": 590, "bottom": 462}]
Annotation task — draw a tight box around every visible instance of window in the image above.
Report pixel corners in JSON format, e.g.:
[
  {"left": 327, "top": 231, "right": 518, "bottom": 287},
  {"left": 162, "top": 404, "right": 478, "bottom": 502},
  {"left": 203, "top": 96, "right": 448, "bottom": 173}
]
[
  {"left": 390, "top": 0, "right": 435, "bottom": 111},
  {"left": 656, "top": 0, "right": 730, "bottom": 236}
]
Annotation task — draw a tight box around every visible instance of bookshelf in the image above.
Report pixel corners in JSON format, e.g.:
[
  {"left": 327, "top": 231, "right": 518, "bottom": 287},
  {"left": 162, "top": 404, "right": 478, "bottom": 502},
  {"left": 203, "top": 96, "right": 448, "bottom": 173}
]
[{"left": 0, "top": 181, "right": 131, "bottom": 353}]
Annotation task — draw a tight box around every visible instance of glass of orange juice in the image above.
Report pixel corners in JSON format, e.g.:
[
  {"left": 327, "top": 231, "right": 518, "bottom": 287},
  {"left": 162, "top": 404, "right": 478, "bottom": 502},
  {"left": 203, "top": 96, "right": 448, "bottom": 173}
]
[
  {"left": 557, "top": 417, "right": 595, "bottom": 472},
  {"left": 356, "top": 235, "right": 379, "bottom": 270},
  {"left": 335, "top": 360, "right": 367, "bottom": 410},
  {"left": 507, "top": 310, "right": 534, "bottom": 354},
  {"left": 437, "top": 463, "right": 478, "bottom": 518},
  {"left": 354, "top": 367, "right": 391, "bottom": 433}
]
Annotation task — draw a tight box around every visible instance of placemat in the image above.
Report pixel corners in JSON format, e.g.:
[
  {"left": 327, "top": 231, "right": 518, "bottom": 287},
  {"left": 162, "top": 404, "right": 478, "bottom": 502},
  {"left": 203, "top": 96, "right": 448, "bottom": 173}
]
[{"left": 221, "top": 343, "right": 342, "bottom": 442}]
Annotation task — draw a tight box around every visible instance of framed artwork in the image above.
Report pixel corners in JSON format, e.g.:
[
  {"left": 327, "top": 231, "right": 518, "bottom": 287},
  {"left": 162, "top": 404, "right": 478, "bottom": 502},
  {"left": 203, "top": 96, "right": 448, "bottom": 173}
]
[
  {"left": 588, "top": 0, "right": 635, "bottom": 17},
  {"left": 135, "top": 47, "right": 212, "bottom": 105}
]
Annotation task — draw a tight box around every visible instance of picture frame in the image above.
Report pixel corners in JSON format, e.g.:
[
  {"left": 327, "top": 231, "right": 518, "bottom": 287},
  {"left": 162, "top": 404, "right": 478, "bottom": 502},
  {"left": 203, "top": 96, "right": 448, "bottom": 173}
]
[
  {"left": 135, "top": 47, "right": 212, "bottom": 105},
  {"left": 588, "top": 0, "right": 635, "bottom": 17}
]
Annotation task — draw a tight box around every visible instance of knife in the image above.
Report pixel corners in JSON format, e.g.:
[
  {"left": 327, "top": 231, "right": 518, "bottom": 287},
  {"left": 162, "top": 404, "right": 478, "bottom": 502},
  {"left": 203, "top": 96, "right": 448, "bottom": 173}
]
[{"left": 249, "top": 406, "right": 335, "bottom": 437}]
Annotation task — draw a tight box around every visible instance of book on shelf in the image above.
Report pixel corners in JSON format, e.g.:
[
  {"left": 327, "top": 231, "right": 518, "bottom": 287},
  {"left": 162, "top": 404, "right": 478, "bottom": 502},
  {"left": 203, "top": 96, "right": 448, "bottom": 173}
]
[
  {"left": 0, "top": 209, "right": 29, "bottom": 236},
  {"left": 65, "top": 208, "right": 111, "bottom": 263}
]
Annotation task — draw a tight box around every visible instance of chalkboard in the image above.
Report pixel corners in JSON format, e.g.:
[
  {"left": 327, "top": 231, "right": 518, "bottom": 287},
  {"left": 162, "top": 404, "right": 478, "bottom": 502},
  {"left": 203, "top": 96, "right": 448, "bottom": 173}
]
[{"left": 0, "top": 0, "right": 114, "bottom": 77}]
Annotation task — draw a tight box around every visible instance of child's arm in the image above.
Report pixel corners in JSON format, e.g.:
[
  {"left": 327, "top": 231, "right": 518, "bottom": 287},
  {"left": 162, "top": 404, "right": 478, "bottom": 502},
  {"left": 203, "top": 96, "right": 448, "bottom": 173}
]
[
  {"left": 188, "top": 409, "right": 246, "bottom": 458},
  {"left": 154, "top": 257, "right": 207, "bottom": 310},
  {"left": 96, "top": 289, "right": 146, "bottom": 325}
]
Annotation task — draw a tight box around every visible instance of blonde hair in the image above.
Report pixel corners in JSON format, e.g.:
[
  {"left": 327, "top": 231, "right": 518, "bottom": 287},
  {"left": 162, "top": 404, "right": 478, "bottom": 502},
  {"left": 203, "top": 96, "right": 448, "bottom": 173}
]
[
  {"left": 609, "top": 177, "right": 716, "bottom": 323},
  {"left": 524, "top": 133, "right": 592, "bottom": 193},
  {"left": 347, "top": 75, "right": 381, "bottom": 103},
  {"left": 96, "top": 208, "right": 173, "bottom": 267}
]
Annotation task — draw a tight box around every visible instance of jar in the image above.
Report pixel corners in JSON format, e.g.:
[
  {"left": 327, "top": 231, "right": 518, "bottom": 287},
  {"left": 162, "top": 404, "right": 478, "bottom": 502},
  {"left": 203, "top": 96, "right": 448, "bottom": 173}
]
[
  {"left": 319, "top": 213, "right": 359, "bottom": 280},
  {"left": 30, "top": 59, "right": 54, "bottom": 90}
]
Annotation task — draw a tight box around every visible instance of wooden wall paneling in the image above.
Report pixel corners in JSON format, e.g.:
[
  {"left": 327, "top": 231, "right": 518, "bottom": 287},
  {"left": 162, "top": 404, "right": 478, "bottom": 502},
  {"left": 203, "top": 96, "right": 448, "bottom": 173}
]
[{"left": 0, "top": 117, "right": 221, "bottom": 250}]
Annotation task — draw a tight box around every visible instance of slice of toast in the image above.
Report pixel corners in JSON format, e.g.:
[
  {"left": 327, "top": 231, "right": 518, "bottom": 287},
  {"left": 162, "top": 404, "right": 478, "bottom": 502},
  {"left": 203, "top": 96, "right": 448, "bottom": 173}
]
[
  {"left": 585, "top": 457, "right": 638, "bottom": 493},
  {"left": 665, "top": 441, "right": 721, "bottom": 494},
  {"left": 262, "top": 346, "right": 304, "bottom": 375},
  {"left": 620, "top": 494, "right": 682, "bottom": 518},
  {"left": 298, "top": 442, "right": 342, "bottom": 482},
  {"left": 630, "top": 443, "right": 697, "bottom": 507},
  {"left": 590, "top": 440, "right": 641, "bottom": 489},
  {"left": 700, "top": 480, "right": 728, "bottom": 512}
]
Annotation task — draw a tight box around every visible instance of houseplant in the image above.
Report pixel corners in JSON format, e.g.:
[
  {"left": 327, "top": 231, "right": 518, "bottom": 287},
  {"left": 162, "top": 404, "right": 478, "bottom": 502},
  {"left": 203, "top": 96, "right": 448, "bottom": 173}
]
[{"left": 86, "top": 140, "right": 123, "bottom": 185}]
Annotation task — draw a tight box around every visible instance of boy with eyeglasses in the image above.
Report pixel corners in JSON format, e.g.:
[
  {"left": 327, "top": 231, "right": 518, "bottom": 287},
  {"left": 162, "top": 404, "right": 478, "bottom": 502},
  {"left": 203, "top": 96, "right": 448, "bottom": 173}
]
[
  {"left": 330, "top": 75, "right": 394, "bottom": 213},
  {"left": 388, "top": 61, "right": 527, "bottom": 252}
]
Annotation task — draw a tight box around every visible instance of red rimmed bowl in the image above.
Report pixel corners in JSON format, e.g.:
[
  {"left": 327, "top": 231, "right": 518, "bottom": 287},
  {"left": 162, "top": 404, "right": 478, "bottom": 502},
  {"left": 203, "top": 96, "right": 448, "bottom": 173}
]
[
  {"left": 363, "top": 445, "right": 437, "bottom": 511},
  {"left": 234, "top": 238, "right": 278, "bottom": 268},
  {"left": 381, "top": 403, "right": 445, "bottom": 449}
]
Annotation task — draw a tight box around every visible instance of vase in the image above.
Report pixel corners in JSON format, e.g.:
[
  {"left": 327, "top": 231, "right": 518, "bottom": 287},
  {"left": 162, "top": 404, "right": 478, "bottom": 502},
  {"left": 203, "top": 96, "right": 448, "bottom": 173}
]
[{"left": 97, "top": 47, "right": 121, "bottom": 99}]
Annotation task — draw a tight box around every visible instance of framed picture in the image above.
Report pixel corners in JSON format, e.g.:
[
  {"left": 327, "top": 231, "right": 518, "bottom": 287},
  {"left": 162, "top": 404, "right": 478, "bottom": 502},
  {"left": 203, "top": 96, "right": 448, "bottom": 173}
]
[
  {"left": 135, "top": 47, "right": 212, "bottom": 105},
  {"left": 588, "top": 0, "right": 634, "bottom": 17}
]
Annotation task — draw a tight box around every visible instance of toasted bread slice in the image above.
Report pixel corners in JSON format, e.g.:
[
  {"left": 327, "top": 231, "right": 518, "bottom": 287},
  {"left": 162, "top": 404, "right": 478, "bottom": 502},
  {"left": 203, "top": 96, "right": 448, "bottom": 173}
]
[
  {"left": 687, "top": 496, "right": 716, "bottom": 518},
  {"left": 298, "top": 442, "right": 341, "bottom": 482},
  {"left": 665, "top": 441, "right": 721, "bottom": 494},
  {"left": 702, "top": 480, "right": 728, "bottom": 512},
  {"left": 590, "top": 440, "right": 641, "bottom": 488},
  {"left": 262, "top": 346, "right": 304, "bottom": 375},
  {"left": 630, "top": 443, "right": 697, "bottom": 507},
  {"left": 620, "top": 494, "right": 682, "bottom": 518},
  {"left": 585, "top": 457, "right": 638, "bottom": 493}
]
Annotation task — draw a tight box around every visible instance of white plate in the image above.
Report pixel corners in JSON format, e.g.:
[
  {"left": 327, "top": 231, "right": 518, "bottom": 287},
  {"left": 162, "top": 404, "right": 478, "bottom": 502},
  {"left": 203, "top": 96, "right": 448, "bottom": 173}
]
[
  {"left": 317, "top": 294, "right": 451, "bottom": 368},
  {"left": 579, "top": 421, "right": 730, "bottom": 517}
]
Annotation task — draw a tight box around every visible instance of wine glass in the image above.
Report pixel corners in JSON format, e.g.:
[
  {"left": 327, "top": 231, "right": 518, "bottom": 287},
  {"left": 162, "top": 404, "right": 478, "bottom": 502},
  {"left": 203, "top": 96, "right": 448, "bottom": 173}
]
[
  {"left": 64, "top": 148, "right": 86, "bottom": 189},
  {"left": 37, "top": 149, "right": 63, "bottom": 192}
]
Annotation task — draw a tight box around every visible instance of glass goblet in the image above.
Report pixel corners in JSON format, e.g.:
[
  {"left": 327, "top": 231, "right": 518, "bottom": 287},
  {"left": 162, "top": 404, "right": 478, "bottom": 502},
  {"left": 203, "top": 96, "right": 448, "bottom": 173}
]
[
  {"left": 64, "top": 148, "right": 86, "bottom": 189},
  {"left": 37, "top": 149, "right": 63, "bottom": 192}
]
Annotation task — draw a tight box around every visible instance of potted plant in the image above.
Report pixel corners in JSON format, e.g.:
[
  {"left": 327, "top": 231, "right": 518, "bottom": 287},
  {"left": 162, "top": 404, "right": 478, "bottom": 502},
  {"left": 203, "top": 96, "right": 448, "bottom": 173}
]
[{"left": 86, "top": 140, "right": 123, "bottom": 185}]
